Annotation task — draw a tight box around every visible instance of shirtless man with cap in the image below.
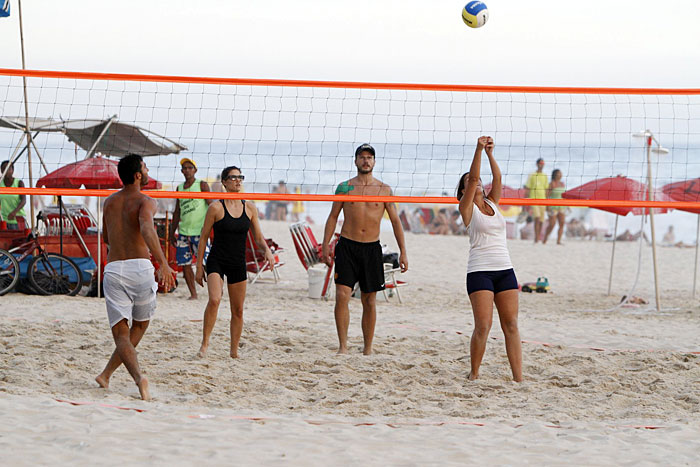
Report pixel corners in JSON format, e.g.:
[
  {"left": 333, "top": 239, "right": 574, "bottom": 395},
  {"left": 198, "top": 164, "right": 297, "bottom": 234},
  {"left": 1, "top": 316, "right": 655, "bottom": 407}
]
[
  {"left": 95, "top": 154, "right": 175, "bottom": 400},
  {"left": 322, "top": 143, "right": 408, "bottom": 355}
]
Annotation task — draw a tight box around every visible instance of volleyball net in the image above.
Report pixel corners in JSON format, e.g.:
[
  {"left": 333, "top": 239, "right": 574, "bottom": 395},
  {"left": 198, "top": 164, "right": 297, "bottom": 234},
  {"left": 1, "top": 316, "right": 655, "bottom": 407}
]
[{"left": 1, "top": 68, "right": 699, "bottom": 212}]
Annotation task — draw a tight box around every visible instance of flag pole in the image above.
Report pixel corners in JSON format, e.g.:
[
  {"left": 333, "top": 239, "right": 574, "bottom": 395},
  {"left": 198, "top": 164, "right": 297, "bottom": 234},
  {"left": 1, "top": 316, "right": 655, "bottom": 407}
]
[{"left": 17, "top": 0, "right": 35, "bottom": 229}]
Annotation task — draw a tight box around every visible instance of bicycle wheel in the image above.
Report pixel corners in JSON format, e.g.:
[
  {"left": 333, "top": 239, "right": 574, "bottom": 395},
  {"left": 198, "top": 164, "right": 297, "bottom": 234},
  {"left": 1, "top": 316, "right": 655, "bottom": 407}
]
[
  {"left": 0, "top": 248, "right": 20, "bottom": 296},
  {"left": 28, "top": 253, "right": 82, "bottom": 296}
]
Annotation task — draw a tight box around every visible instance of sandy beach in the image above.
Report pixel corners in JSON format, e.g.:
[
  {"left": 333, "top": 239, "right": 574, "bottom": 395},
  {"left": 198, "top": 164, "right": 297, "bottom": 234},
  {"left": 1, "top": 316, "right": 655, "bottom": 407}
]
[{"left": 1, "top": 219, "right": 699, "bottom": 465}]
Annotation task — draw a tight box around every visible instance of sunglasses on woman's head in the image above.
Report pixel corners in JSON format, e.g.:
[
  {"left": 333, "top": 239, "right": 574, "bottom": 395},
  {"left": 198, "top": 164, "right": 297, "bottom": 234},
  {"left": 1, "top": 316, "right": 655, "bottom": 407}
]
[{"left": 226, "top": 174, "right": 244, "bottom": 181}]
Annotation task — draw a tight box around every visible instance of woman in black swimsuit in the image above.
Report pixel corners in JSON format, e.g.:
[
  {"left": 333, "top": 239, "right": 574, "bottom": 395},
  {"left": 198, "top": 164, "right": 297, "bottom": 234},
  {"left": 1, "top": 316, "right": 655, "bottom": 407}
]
[{"left": 195, "top": 166, "right": 275, "bottom": 358}]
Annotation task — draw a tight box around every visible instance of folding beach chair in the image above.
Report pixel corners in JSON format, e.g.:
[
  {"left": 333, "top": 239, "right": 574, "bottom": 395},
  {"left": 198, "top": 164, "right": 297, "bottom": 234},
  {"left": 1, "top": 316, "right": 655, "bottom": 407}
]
[
  {"left": 246, "top": 231, "right": 285, "bottom": 284},
  {"left": 382, "top": 263, "right": 407, "bottom": 304},
  {"left": 289, "top": 221, "right": 338, "bottom": 299}
]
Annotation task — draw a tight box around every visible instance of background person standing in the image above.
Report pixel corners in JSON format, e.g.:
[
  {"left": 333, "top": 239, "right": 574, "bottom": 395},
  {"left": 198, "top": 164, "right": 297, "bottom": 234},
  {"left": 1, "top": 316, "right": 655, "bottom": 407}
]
[
  {"left": 169, "top": 158, "right": 211, "bottom": 299},
  {"left": 0, "top": 160, "right": 26, "bottom": 230},
  {"left": 524, "top": 158, "right": 548, "bottom": 243}
]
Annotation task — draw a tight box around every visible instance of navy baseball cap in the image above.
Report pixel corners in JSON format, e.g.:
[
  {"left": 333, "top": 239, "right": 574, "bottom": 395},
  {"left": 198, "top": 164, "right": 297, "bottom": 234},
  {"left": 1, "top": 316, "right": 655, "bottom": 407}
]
[{"left": 355, "top": 143, "right": 376, "bottom": 157}]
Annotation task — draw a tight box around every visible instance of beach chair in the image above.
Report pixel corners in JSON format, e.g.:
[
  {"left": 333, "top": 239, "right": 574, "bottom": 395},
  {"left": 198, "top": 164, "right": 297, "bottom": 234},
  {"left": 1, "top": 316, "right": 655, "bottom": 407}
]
[
  {"left": 382, "top": 263, "right": 407, "bottom": 303},
  {"left": 289, "top": 221, "right": 338, "bottom": 299},
  {"left": 246, "top": 231, "right": 285, "bottom": 284}
]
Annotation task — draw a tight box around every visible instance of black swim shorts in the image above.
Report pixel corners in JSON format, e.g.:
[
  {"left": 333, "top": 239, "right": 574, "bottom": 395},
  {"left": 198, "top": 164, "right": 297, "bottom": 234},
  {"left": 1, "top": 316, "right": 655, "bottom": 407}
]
[
  {"left": 334, "top": 236, "right": 385, "bottom": 293},
  {"left": 466, "top": 268, "right": 518, "bottom": 295},
  {"left": 205, "top": 255, "right": 247, "bottom": 285}
]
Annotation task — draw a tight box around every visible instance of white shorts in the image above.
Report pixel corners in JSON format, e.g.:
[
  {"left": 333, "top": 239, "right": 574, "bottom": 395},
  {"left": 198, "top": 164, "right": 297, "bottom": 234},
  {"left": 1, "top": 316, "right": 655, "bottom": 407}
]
[{"left": 104, "top": 259, "right": 157, "bottom": 328}]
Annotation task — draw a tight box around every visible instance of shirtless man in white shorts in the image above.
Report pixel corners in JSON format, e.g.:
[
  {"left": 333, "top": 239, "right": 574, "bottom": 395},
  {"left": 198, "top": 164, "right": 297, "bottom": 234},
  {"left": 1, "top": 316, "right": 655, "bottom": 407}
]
[{"left": 95, "top": 154, "right": 175, "bottom": 400}]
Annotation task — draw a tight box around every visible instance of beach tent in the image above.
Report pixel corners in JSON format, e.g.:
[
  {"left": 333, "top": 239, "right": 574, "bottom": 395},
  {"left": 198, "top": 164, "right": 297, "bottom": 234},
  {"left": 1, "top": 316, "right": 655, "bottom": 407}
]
[
  {"left": 563, "top": 176, "right": 672, "bottom": 296},
  {"left": 0, "top": 115, "right": 187, "bottom": 297},
  {"left": 662, "top": 178, "right": 700, "bottom": 297}
]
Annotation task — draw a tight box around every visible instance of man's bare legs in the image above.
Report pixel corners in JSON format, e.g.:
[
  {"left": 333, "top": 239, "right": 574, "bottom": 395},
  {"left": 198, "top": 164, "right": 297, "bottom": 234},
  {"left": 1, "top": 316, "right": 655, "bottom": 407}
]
[
  {"left": 334, "top": 284, "right": 353, "bottom": 354},
  {"left": 360, "top": 291, "right": 377, "bottom": 355},
  {"left": 183, "top": 264, "right": 198, "bottom": 300},
  {"left": 97, "top": 319, "right": 150, "bottom": 400},
  {"left": 227, "top": 280, "right": 247, "bottom": 358},
  {"left": 494, "top": 289, "right": 522, "bottom": 382},
  {"left": 467, "top": 290, "right": 494, "bottom": 380},
  {"left": 197, "top": 273, "right": 223, "bottom": 357},
  {"left": 96, "top": 319, "right": 150, "bottom": 390}
]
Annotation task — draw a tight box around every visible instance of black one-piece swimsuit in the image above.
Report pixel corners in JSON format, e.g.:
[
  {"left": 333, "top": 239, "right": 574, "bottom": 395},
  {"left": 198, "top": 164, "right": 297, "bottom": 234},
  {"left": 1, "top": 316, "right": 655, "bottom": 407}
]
[{"left": 205, "top": 200, "right": 250, "bottom": 284}]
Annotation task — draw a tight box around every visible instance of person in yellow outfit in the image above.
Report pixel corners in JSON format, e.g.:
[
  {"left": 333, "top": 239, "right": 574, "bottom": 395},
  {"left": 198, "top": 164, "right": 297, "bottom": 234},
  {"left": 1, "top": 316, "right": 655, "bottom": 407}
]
[
  {"left": 0, "top": 160, "right": 26, "bottom": 230},
  {"left": 524, "top": 158, "right": 548, "bottom": 243}
]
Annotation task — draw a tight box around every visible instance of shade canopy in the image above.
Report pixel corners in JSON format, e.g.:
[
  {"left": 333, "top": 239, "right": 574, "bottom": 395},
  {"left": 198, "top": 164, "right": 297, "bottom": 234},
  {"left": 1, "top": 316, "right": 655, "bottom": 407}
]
[
  {"left": 562, "top": 175, "right": 673, "bottom": 216},
  {"left": 0, "top": 116, "right": 187, "bottom": 157},
  {"left": 661, "top": 179, "right": 700, "bottom": 214},
  {"left": 36, "top": 156, "right": 162, "bottom": 190}
]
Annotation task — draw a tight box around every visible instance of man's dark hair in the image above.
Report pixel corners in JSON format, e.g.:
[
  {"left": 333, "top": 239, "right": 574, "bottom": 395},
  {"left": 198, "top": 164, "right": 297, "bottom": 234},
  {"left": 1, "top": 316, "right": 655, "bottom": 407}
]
[
  {"left": 221, "top": 165, "right": 241, "bottom": 181},
  {"left": 118, "top": 154, "right": 144, "bottom": 185},
  {"left": 355, "top": 143, "right": 375, "bottom": 158},
  {"left": 0, "top": 160, "right": 11, "bottom": 171},
  {"left": 536, "top": 158, "right": 544, "bottom": 164}
]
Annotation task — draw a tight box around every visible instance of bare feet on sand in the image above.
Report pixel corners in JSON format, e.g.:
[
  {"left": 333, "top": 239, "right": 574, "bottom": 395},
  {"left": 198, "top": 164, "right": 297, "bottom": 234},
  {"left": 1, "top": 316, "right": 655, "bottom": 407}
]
[
  {"left": 230, "top": 350, "right": 239, "bottom": 359},
  {"left": 363, "top": 346, "right": 373, "bottom": 356},
  {"left": 468, "top": 371, "right": 479, "bottom": 381},
  {"left": 95, "top": 374, "right": 109, "bottom": 389},
  {"left": 337, "top": 347, "right": 348, "bottom": 355},
  {"left": 188, "top": 295, "right": 198, "bottom": 300},
  {"left": 196, "top": 346, "right": 208, "bottom": 358},
  {"left": 137, "top": 376, "right": 151, "bottom": 401}
]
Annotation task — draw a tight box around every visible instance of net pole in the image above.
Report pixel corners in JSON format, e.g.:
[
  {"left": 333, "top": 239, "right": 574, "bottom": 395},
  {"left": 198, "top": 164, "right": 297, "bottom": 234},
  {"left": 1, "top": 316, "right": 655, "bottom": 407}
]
[
  {"left": 608, "top": 215, "right": 619, "bottom": 296},
  {"left": 694, "top": 216, "right": 699, "bottom": 299},
  {"left": 97, "top": 198, "right": 102, "bottom": 299},
  {"left": 645, "top": 134, "right": 661, "bottom": 312},
  {"left": 17, "top": 0, "right": 35, "bottom": 229}
]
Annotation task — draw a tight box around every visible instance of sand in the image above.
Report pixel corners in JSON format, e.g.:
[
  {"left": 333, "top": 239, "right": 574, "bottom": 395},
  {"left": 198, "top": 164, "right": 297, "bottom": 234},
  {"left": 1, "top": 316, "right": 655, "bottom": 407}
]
[{"left": 1, "top": 220, "right": 699, "bottom": 465}]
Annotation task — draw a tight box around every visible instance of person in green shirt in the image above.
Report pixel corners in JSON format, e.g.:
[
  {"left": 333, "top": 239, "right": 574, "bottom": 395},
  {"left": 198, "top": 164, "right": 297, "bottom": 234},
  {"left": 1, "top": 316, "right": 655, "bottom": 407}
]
[
  {"left": 0, "top": 160, "right": 26, "bottom": 230},
  {"left": 524, "top": 158, "right": 548, "bottom": 243},
  {"left": 169, "top": 158, "right": 211, "bottom": 299}
]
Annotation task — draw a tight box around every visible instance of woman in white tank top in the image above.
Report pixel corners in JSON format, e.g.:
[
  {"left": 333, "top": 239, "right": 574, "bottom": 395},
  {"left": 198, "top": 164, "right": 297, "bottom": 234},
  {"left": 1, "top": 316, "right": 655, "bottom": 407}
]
[{"left": 457, "top": 136, "right": 522, "bottom": 382}]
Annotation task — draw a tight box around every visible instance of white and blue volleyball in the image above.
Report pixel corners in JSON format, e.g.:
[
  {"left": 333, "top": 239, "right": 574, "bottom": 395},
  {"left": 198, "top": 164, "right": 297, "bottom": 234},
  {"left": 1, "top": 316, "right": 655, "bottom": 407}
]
[{"left": 462, "top": 1, "right": 489, "bottom": 28}]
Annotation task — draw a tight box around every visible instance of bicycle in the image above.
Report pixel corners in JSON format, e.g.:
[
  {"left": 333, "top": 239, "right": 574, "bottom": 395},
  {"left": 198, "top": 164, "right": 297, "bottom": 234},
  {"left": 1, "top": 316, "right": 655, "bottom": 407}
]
[{"left": 0, "top": 231, "right": 83, "bottom": 296}]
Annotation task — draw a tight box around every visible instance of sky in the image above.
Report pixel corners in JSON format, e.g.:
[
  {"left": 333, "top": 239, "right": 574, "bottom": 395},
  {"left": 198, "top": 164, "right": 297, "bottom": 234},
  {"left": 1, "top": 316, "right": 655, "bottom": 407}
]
[{"left": 1, "top": 0, "right": 700, "bottom": 87}]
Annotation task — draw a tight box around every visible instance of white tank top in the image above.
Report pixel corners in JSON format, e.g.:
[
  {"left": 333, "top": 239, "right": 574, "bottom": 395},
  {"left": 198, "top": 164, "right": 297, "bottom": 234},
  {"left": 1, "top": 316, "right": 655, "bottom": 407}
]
[{"left": 466, "top": 198, "right": 513, "bottom": 273}]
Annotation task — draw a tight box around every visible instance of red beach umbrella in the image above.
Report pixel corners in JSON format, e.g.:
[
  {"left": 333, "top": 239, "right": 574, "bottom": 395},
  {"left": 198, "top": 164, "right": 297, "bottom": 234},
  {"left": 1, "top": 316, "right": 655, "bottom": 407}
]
[
  {"left": 562, "top": 175, "right": 673, "bottom": 216},
  {"left": 36, "top": 156, "right": 162, "bottom": 190},
  {"left": 661, "top": 178, "right": 700, "bottom": 214},
  {"left": 563, "top": 175, "right": 672, "bottom": 296},
  {"left": 662, "top": 178, "right": 700, "bottom": 297},
  {"left": 483, "top": 183, "right": 525, "bottom": 199}
]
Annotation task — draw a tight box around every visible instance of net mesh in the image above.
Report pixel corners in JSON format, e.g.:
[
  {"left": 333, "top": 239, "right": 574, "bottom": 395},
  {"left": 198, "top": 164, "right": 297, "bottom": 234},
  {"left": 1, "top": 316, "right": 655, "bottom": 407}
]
[{"left": 1, "top": 70, "right": 699, "bottom": 205}]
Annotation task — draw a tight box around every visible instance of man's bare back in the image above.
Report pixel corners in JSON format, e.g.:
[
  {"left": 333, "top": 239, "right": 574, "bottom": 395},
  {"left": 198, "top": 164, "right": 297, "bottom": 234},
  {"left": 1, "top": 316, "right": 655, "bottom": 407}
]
[
  {"left": 338, "top": 177, "right": 392, "bottom": 242},
  {"left": 103, "top": 190, "right": 154, "bottom": 263}
]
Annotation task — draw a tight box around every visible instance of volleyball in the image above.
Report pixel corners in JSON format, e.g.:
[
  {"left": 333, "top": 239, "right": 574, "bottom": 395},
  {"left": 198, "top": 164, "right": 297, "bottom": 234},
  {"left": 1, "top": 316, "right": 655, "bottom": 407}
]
[{"left": 462, "top": 1, "right": 489, "bottom": 28}]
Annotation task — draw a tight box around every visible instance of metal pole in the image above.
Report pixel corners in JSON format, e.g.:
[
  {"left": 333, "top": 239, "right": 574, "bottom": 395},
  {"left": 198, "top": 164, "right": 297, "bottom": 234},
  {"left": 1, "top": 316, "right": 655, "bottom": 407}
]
[
  {"left": 58, "top": 196, "right": 63, "bottom": 256},
  {"left": 645, "top": 133, "right": 661, "bottom": 312},
  {"left": 607, "top": 215, "right": 619, "bottom": 296},
  {"left": 84, "top": 116, "right": 117, "bottom": 160},
  {"left": 17, "top": 0, "right": 35, "bottom": 229},
  {"left": 97, "top": 198, "right": 101, "bottom": 298},
  {"left": 694, "top": 215, "right": 699, "bottom": 299}
]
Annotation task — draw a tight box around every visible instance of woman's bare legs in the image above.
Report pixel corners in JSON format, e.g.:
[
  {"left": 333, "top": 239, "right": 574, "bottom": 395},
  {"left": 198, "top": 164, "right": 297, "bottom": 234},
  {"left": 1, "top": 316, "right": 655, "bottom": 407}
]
[
  {"left": 494, "top": 289, "right": 522, "bottom": 382},
  {"left": 227, "top": 280, "right": 247, "bottom": 358},
  {"left": 197, "top": 273, "right": 224, "bottom": 357},
  {"left": 556, "top": 211, "right": 566, "bottom": 244},
  {"left": 467, "top": 290, "right": 494, "bottom": 380}
]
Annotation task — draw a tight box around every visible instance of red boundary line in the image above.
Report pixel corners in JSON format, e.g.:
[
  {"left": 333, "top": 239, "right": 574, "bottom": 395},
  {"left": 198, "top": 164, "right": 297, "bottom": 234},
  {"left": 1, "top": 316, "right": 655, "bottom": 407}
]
[{"left": 1, "top": 68, "right": 699, "bottom": 95}]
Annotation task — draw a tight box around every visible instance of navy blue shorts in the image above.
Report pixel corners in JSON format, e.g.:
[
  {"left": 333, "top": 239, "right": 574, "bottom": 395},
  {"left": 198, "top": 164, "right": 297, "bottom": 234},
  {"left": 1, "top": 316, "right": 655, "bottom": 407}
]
[{"left": 467, "top": 268, "right": 518, "bottom": 295}]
